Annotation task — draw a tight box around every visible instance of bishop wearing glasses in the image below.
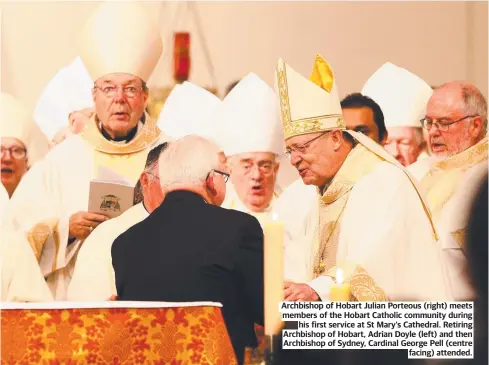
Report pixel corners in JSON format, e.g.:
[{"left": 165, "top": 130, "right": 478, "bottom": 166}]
[
  {"left": 276, "top": 55, "right": 452, "bottom": 302},
  {"left": 214, "top": 73, "right": 299, "bottom": 225},
  {"left": 1, "top": 2, "right": 169, "bottom": 300}
]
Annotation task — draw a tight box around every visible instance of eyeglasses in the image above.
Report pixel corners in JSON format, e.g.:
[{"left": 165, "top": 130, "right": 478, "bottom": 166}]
[
  {"left": 285, "top": 132, "right": 328, "bottom": 157},
  {"left": 1, "top": 146, "right": 27, "bottom": 160},
  {"left": 94, "top": 84, "right": 144, "bottom": 98},
  {"left": 208, "top": 169, "right": 230, "bottom": 183},
  {"left": 420, "top": 115, "right": 477, "bottom": 132}
]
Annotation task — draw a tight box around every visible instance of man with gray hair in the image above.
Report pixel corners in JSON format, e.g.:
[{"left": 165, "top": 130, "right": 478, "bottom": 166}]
[
  {"left": 67, "top": 143, "right": 168, "bottom": 301},
  {"left": 112, "top": 135, "right": 264, "bottom": 365},
  {"left": 409, "top": 81, "right": 488, "bottom": 301}
]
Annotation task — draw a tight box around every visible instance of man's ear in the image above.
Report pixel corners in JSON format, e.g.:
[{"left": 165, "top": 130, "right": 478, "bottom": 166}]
[
  {"left": 205, "top": 172, "right": 218, "bottom": 198},
  {"left": 140, "top": 173, "right": 149, "bottom": 190},
  {"left": 470, "top": 116, "right": 484, "bottom": 139},
  {"left": 91, "top": 88, "right": 97, "bottom": 103},
  {"left": 331, "top": 130, "right": 343, "bottom": 151}
]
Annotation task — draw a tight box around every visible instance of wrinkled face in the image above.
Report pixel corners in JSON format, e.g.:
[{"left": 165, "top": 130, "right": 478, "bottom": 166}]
[
  {"left": 425, "top": 87, "right": 481, "bottom": 157},
  {"left": 286, "top": 131, "right": 343, "bottom": 188},
  {"left": 1, "top": 137, "right": 28, "bottom": 197},
  {"left": 384, "top": 126, "right": 423, "bottom": 166},
  {"left": 229, "top": 152, "right": 279, "bottom": 212},
  {"left": 343, "top": 107, "right": 384, "bottom": 144},
  {"left": 92, "top": 73, "right": 148, "bottom": 139}
]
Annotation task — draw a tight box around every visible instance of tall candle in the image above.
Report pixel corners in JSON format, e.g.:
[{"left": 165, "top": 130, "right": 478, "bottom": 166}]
[
  {"left": 330, "top": 268, "right": 350, "bottom": 301},
  {"left": 264, "top": 212, "right": 284, "bottom": 336}
]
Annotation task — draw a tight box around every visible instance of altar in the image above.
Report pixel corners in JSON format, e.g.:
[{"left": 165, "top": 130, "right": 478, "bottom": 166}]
[{"left": 1, "top": 301, "right": 237, "bottom": 365}]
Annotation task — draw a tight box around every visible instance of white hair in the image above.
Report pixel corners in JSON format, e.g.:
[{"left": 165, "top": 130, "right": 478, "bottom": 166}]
[{"left": 158, "top": 135, "right": 221, "bottom": 188}]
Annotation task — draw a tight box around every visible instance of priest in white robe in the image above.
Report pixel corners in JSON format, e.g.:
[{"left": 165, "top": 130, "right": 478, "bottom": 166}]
[
  {"left": 67, "top": 143, "right": 168, "bottom": 301},
  {"left": 214, "top": 73, "right": 299, "bottom": 224},
  {"left": 361, "top": 62, "right": 432, "bottom": 166},
  {"left": 1, "top": 2, "right": 168, "bottom": 300},
  {"left": 1, "top": 93, "right": 49, "bottom": 198},
  {"left": 34, "top": 56, "right": 93, "bottom": 142},
  {"left": 409, "top": 81, "right": 488, "bottom": 301},
  {"left": 276, "top": 55, "right": 451, "bottom": 301}
]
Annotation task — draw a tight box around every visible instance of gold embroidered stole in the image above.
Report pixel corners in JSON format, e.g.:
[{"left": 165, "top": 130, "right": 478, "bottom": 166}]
[
  {"left": 312, "top": 144, "right": 383, "bottom": 278},
  {"left": 420, "top": 137, "right": 488, "bottom": 223},
  {"left": 81, "top": 112, "right": 163, "bottom": 184}
]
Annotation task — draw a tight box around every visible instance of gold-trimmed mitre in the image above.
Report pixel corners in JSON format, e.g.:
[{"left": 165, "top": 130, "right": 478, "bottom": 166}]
[
  {"left": 78, "top": 2, "right": 163, "bottom": 82},
  {"left": 275, "top": 54, "right": 343, "bottom": 140}
]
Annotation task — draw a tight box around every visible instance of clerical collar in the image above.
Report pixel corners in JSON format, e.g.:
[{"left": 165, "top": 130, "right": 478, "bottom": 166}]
[{"left": 97, "top": 113, "right": 146, "bottom": 143}]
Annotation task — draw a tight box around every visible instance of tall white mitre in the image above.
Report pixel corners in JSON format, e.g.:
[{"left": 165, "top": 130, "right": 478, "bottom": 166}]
[
  {"left": 275, "top": 55, "right": 344, "bottom": 140},
  {"left": 78, "top": 2, "right": 163, "bottom": 82},
  {"left": 361, "top": 62, "right": 433, "bottom": 128},
  {"left": 215, "top": 72, "right": 299, "bottom": 190},
  {"left": 157, "top": 82, "right": 221, "bottom": 143},
  {"left": 216, "top": 72, "right": 285, "bottom": 155},
  {"left": 0, "top": 93, "right": 49, "bottom": 166}
]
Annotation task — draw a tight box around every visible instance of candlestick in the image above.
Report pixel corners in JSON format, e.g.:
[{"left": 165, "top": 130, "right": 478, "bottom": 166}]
[
  {"left": 330, "top": 268, "right": 350, "bottom": 301},
  {"left": 264, "top": 212, "right": 284, "bottom": 337}
]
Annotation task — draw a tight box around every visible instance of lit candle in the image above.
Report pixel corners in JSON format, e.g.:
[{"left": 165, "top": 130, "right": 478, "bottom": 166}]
[
  {"left": 264, "top": 212, "right": 284, "bottom": 336},
  {"left": 330, "top": 268, "right": 350, "bottom": 301}
]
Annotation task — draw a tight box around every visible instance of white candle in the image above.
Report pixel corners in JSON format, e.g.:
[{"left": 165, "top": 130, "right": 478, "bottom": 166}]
[
  {"left": 264, "top": 212, "right": 284, "bottom": 336},
  {"left": 330, "top": 267, "right": 350, "bottom": 301}
]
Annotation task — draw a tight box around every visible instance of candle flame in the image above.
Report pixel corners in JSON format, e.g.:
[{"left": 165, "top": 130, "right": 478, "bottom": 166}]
[
  {"left": 336, "top": 268, "right": 344, "bottom": 284},
  {"left": 272, "top": 212, "right": 279, "bottom": 221}
]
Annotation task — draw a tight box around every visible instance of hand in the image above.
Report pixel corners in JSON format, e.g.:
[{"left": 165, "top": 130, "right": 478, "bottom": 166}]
[
  {"left": 69, "top": 211, "right": 109, "bottom": 241},
  {"left": 69, "top": 107, "right": 94, "bottom": 133},
  {"left": 108, "top": 295, "right": 118, "bottom": 301},
  {"left": 284, "top": 281, "right": 320, "bottom": 301}
]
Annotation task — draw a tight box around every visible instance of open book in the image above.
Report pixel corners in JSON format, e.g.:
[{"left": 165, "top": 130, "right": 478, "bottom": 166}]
[{"left": 88, "top": 167, "right": 135, "bottom": 219}]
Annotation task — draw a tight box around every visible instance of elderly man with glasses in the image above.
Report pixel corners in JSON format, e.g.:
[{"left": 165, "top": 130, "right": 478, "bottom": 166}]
[
  {"left": 1, "top": 94, "right": 49, "bottom": 199},
  {"left": 111, "top": 135, "right": 263, "bottom": 365},
  {"left": 215, "top": 73, "right": 299, "bottom": 225},
  {"left": 408, "top": 81, "right": 488, "bottom": 301},
  {"left": 1, "top": 3, "right": 169, "bottom": 300},
  {"left": 275, "top": 55, "right": 451, "bottom": 303}
]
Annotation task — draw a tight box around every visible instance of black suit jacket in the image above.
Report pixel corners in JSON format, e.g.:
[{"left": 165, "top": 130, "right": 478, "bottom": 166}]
[{"left": 112, "top": 190, "right": 264, "bottom": 364}]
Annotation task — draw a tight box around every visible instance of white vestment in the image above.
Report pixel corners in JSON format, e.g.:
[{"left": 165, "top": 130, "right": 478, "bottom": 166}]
[
  {"left": 221, "top": 183, "right": 276, "bottom": 226},
  {"left": 1, "top": 231, "right": 53, "bottom": 302},
  {"left": 67, "top": 203, "right": 148, "bottom": 301},
  {"left": 408, "top": 138, "right": 488, "bottom": 300},
  {"left": 275, "top": 178, "right": 316, "bottom": 244},
  {"left": 281, "top": 151, "right": 451, "bottom": 301},
  {"left": 2, "top": 118, "right": 165, "bottom": 300}
]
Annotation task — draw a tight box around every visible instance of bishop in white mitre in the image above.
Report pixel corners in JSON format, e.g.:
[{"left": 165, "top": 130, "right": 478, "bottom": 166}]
[
  {"left": 1, "top": 2, "right": 168, "bottom": 300},
  {"left": 214, "top": 73, "right": 299, "bottom": 224},
  {"left": 362, "top": 62, "right": 433, "bottom": 166},
  {"left": 67, "top": 82, "right": 221, "bottom": 301},
  {"left": 34, "top": 56, "right": 93, "bottom": 142},
  {"left": 276, "top": 55, "right": 451, "bottom": 301}
]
